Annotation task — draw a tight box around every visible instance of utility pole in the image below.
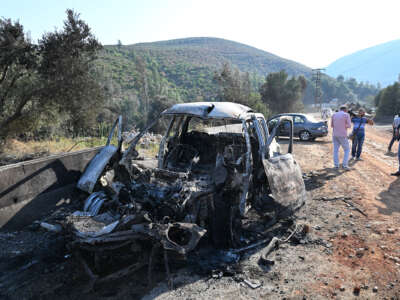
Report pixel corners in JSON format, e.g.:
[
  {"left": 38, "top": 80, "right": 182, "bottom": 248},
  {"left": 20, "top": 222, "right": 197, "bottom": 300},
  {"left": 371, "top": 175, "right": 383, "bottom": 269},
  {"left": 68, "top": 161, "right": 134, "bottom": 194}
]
[{"left": 312, "top": 68, "right": 325, "bottom": 112}]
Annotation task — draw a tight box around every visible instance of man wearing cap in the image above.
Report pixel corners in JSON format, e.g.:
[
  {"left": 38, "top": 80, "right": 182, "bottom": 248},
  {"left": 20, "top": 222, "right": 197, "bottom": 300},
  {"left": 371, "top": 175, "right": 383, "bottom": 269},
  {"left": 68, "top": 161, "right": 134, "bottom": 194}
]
[{"left": 331, "top": 105, "right": 352, "bottom": 169}]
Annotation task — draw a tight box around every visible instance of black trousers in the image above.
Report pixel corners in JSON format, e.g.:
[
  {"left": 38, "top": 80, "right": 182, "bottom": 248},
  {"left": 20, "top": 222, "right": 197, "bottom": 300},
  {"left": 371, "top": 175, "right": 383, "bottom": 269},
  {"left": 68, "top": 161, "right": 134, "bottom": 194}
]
[{"left": 389, "top": 128, "right": 396, "bottom": 151}]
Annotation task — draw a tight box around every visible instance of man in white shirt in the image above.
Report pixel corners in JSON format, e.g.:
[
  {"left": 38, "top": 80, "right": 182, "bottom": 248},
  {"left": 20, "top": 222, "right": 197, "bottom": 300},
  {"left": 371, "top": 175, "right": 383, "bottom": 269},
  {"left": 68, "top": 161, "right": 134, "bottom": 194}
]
[{"left": 331, "top": 105, "right": 352, "bottom": 169}]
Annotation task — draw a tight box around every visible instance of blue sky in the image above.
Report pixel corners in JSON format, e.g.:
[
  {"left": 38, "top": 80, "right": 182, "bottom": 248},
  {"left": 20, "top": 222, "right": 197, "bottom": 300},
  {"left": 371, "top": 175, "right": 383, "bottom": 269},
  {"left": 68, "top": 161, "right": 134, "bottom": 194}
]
[{"left": 2, "top": 0, "right": 400, "bottom": 68}]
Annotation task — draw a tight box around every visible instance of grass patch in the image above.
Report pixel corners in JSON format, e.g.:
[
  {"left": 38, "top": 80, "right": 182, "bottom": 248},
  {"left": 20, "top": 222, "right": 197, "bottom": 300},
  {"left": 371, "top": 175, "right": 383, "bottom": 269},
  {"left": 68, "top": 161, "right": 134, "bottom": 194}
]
[
  {"left": 1, "top": 137, "right": 107, "bottom": 158},
  {"left": 0, "top": 136, "right": 159, "bottom": 165}
]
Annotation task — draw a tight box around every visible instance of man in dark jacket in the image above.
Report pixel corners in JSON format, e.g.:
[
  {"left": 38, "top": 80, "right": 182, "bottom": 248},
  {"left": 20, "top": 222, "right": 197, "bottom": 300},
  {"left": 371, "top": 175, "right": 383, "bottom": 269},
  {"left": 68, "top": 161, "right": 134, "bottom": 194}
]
[
  {"left": 391, "top": 122, "right": 400, "bottom": 176},
  {"left": 388, "top": 114, "right": 400, "bottom": 153}
]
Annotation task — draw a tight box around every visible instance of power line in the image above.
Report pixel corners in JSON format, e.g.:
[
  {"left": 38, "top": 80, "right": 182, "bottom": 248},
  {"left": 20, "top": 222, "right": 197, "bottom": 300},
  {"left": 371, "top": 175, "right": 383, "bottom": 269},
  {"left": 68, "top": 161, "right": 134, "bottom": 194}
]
[{"left": 312, "top": 68, "right": 325, "bottom": 111}]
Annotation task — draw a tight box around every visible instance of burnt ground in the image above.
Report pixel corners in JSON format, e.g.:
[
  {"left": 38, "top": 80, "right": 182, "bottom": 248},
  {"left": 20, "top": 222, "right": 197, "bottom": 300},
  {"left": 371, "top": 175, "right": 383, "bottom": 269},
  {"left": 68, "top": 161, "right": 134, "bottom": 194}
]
[{"left": 1, "top": 125, "right": 400, "bottom": 299}]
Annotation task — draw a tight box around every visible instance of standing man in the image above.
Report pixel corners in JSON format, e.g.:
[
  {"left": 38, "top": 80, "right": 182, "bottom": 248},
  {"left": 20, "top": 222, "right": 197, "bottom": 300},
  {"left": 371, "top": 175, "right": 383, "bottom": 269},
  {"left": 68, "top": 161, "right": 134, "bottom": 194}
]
[
  {"left": 321, "top": 109, "right": 328, "bottom": 122},
  {"left": 350, "top": 108, "right": 374, "bottom": 161},
  {"left": 331, "top": 105, "right": 352, "bottom": 169},
  {"left": 391, "top": 120, "right": 400, "bottom": 176},
  {"left": 387, "top": 113, "right": 400, "bottom": 153}
]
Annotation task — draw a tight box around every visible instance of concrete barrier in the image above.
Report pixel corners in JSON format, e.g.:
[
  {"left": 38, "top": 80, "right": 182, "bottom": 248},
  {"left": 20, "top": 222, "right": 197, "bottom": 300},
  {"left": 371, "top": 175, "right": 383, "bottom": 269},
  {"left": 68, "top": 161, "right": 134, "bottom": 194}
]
[{"left": 0, "top": 147, "right": 102, "bottom": 231}]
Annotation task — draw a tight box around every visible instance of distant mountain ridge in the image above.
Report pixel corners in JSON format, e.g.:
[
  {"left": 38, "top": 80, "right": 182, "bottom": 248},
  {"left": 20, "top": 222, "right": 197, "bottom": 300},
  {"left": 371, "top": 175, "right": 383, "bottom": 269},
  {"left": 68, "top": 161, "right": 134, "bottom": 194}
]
[
  {"left": 125, "top": 37, "right": 312, "bottom": 77},
  {"left": 326, "top": 39, "right": 400, "bottom": 87}
]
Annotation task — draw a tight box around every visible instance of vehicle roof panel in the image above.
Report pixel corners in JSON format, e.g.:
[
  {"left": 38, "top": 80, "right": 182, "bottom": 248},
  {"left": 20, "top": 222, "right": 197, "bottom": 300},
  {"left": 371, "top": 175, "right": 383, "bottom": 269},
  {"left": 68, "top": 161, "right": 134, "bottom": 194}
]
[{"left": 162, "top": 102, "right": 253, "bottom": 120}]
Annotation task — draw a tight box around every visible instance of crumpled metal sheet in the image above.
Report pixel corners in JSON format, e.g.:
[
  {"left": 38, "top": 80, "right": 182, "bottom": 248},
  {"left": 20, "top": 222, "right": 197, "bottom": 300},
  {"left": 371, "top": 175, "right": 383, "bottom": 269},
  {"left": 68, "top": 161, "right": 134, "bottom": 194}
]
[
  {"left": 262, "top": 153, "right": 307, "bottom": 217},
  {"left": 77, "top": 116, "right": 122, "bottom": 193},
  {"left": 77, "top": 145, "right": 118, "bottom": 193},
  {"left": 83, "top": 191, "right": 108, "bottom": 216},
  {"left": 74, "top": 220, "right": 119, "bottom": 238},
  {"left": 69, "top": 212, "right": 120, "bottom": 238}
]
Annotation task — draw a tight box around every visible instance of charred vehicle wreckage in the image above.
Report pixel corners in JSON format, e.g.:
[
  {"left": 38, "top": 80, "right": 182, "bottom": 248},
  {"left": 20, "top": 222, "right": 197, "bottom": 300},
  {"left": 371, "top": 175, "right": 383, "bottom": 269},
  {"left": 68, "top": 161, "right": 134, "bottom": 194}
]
[{"left": 63, "top": 102, "right": 307, "bottom": 287}]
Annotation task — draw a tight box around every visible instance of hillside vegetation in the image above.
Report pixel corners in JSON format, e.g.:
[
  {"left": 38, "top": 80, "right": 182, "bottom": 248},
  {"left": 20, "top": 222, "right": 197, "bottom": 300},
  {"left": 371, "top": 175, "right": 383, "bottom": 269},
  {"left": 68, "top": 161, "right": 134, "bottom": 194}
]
[
  {"left": 0, "top": 10, "right": 105, "bottom": 141},
  {"left": 98, "top": 37, "right": 380, "bottom": 128},
  {"left": 375, "top": 82, "right": 400, "bottom": 117},
  {"left": 1, "top": 14, "right": 382, "bottom": 143},
  {"left": 131, "top": 37, "right": 311, "bottom": 75},
  {"left": 98, "top": 37, "right": 312, "bottom": 103}
]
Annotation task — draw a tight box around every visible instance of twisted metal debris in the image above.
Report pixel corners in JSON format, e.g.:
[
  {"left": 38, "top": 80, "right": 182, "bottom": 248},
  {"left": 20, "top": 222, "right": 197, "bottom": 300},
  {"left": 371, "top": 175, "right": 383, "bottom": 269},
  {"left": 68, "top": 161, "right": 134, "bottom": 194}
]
[{"left": 64, "top": 102, "right": 307, "bottom": 287}]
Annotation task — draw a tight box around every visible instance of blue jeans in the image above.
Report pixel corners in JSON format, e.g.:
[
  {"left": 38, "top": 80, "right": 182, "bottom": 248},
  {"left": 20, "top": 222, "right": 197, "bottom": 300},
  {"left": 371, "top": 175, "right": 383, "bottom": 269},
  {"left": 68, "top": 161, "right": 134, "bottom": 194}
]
[
  {"left": 351, "top": 132, "right": 365, "bottom": 158},
  {"left": 333, "top": 136, "right": 350, "bottom": 167}
]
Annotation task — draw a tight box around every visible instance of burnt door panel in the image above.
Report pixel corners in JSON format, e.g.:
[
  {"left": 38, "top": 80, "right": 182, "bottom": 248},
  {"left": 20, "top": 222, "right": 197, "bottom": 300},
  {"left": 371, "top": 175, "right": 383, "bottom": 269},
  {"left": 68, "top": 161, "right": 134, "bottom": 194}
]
[{"left": 262, "top": 154, "right": 307, "bottom": 217}]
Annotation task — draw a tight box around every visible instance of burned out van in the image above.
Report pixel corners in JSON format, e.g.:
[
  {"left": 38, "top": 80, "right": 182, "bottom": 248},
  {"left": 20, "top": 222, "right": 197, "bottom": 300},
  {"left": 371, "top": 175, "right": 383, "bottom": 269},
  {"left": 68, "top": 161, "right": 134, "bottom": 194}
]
[{"left": 72, "top": 102, "right": 307, "bottom": 281}]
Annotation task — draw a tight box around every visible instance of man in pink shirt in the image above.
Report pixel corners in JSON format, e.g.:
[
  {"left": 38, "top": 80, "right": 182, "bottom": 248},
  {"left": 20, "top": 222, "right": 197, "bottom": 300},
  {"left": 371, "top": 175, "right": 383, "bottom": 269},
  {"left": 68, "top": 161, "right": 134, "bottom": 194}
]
[{"left": 331, "top": 105, "right": 352, "bottom": 169}]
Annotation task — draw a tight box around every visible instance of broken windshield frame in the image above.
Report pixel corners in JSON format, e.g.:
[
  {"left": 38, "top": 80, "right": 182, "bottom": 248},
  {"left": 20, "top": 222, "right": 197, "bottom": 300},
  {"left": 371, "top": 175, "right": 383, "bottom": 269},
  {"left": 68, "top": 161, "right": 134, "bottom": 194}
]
[{"left": 157, "top": 115, "right": 252, "bottom": 174}]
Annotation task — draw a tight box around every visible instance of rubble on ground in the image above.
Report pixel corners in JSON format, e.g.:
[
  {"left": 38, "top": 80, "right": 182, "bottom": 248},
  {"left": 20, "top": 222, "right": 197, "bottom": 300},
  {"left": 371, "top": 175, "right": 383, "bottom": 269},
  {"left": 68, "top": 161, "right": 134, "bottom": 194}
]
[{"left": 122, "top": 129, "right": 162, "bottom": 148}]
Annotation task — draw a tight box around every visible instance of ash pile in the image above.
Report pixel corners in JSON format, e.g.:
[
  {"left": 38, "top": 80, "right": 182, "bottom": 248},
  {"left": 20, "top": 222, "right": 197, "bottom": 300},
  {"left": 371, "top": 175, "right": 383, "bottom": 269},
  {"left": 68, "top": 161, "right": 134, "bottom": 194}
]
[{"left": 60, "top": 105, "right": 308, "bottom": 288}]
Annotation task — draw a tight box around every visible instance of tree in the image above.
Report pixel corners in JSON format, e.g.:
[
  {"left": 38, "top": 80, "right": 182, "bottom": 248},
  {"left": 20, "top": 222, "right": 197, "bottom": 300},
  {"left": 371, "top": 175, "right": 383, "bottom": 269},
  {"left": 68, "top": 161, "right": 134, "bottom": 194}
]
[
  {"left": 213, "top": 63, "right": 251, "bottom": 105},
  {"left": 259, "top": 70, "right": 306, "bottom": 114},
  {"left": 213, "top": 63, "right": 269, "bottom": 115},
  {"left": 375, "top": 82, "right": 400, "bottom": 117},
  {"left": 0, "top": 9, "right": 105, "bottom": 139},
  {"left": 146, "top": 95, "right": 176, "bottom": 133},
  {"left": 0, "top": 18, "right": 39, "bottom": 138},
  {"left": 134, "top": 55, "right": 150, "bottom": 125}
]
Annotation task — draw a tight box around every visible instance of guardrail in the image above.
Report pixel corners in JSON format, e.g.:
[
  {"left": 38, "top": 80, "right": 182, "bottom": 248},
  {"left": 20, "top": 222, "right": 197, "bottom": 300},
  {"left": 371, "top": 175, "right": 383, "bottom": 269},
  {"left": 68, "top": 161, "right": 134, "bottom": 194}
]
[{"left": 0, "top": 147, "right": 102, "bottom": 230}]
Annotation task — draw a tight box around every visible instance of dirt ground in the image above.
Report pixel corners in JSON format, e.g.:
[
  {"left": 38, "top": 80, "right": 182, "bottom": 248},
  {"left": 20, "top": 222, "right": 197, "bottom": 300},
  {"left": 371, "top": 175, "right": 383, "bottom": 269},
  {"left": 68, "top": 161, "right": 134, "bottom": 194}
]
[{"left": 1, "top": 124, "right": 400, "bottom": 299}]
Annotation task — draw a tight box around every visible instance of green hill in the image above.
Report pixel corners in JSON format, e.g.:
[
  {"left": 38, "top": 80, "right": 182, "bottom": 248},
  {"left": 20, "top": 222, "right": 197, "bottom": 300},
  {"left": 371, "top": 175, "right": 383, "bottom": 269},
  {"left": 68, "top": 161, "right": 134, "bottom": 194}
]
[
  {"left": 97, "top": 37, "right": 312, "bottom": 103},
  {"left": 130, "top": 37, "right": 311, "bottom": 76}
]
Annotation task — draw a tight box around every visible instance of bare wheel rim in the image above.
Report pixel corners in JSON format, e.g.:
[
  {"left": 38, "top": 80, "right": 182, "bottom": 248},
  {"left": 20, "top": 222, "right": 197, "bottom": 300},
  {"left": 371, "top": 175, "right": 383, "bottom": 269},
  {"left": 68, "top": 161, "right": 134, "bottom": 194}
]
[{"left": 300, "top": 131, "right": 310, "bottom": 141}]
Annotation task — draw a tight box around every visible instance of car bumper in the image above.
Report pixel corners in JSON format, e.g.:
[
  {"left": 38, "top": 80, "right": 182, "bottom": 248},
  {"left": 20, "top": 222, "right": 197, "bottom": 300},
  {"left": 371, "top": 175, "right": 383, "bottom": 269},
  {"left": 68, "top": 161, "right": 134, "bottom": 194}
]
[{"left": 309, "top": 129, "right": 328, "bottom": 137}]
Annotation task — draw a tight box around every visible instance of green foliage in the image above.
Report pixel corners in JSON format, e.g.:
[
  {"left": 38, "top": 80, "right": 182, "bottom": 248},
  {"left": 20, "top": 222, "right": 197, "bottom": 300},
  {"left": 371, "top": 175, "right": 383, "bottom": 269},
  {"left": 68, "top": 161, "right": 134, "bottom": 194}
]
[
  {"left": 99, "top": 38, "right": 379, "bottom": 129},
  {"left": 214, "top": 63, "right": 249, "bottom": 103},
  {"left": 0, "top": 10, "right": 105, "bottom": 140},
  {"left": 259, "top": 71, "right": 306, "bottom": 114},
  {"left": 302, "top": 74, "right": 379, "bottom": 105},
  {"left": 375, "top": 82, "right": 400, "bottom": 117},
  {"left": 2, "top": 11, "right": 383, "bottom": 146},
  {"left": 364, "top": 95, "right": 375, "bottom": 108},
  {"left": 146, "top": 95, "right": 176, "bottom": 133},
  {"left": 247, "top": 92, "right": 269, "bottom": 117},
  {"left": 374, "top": 89, "right": 384, "bottom": 107},
  {"left": 96, "top": 37, "right": 311, "bottom": 129},
  {"left": 213, "top": 63, "right": 269, "bottom": 116}
]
